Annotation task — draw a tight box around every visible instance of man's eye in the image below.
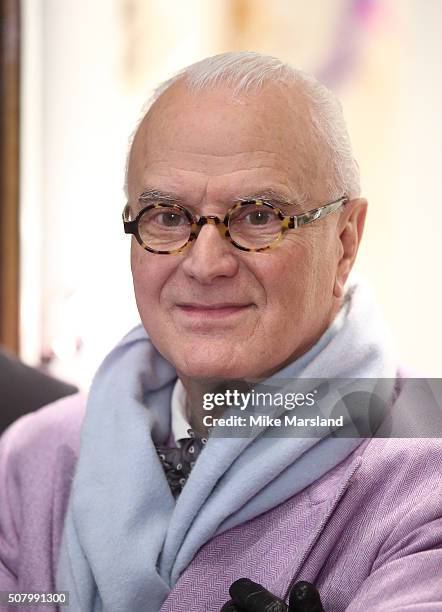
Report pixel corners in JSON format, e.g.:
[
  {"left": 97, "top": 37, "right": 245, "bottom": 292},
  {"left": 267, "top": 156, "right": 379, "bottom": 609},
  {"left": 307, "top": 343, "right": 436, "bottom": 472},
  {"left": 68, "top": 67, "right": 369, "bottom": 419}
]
[
  {"left": 157, "top": 212, "right": 186, "bottom": 227},
  {"left": 245, "top": 210, "right": 271, "bottom": 225}
]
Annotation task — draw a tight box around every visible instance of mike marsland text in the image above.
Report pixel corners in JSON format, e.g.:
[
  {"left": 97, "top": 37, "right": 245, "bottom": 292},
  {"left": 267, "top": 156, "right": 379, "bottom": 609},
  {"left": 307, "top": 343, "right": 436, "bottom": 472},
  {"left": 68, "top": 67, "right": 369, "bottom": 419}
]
[{"left": 203, "top": 414, "right": 344, "bottom": 428}]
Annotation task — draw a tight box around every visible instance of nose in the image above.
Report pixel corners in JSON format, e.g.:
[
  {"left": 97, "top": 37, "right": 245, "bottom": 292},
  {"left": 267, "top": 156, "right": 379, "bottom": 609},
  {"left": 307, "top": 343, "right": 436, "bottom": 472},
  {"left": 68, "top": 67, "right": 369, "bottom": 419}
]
[{"left": 181, "top": 222, "right": 239, "bottom": 284}]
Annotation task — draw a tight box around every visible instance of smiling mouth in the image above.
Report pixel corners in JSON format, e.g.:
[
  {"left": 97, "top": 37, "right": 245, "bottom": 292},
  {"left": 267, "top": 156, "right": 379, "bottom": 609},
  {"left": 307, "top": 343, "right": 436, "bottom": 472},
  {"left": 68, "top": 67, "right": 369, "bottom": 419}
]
[{"left": 176, "top": 303, "right": 253, "bottom": 317}]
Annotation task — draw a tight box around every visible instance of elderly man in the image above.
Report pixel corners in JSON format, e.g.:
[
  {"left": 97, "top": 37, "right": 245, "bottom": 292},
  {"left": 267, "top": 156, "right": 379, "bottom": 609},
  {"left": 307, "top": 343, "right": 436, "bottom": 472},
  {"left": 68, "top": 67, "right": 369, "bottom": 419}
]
[{"left": 1, "top": 52, "right": 441, "bottom": 612}]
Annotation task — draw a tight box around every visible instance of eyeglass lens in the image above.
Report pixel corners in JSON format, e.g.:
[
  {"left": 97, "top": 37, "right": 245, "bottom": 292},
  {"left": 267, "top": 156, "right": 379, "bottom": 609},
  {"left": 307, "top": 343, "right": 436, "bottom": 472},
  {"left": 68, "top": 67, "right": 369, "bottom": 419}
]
[
  {"left": 138, "top": 207, "right": 190, "bottom": 251},
  {"left": 137, "top": 202, "right": 282, "bottom": 251},
  {"left": 229, "top": 202, "right": 281, "bottom": 249}
]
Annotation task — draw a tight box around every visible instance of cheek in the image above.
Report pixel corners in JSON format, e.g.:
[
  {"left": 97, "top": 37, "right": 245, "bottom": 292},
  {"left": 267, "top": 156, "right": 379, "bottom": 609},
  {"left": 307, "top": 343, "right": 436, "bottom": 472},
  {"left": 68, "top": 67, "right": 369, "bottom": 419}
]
[
  {"left": 131, "top": 246, "right": 151, "bottom": 303},
  {"left": 130, "top": 243, "right": 170, "bottom": 308},
  {"left": 259, "top": 232, "right": 336, "bottom": 324},
  {"left": 258, "top": 235, "right": 315, "bottom": 298}
]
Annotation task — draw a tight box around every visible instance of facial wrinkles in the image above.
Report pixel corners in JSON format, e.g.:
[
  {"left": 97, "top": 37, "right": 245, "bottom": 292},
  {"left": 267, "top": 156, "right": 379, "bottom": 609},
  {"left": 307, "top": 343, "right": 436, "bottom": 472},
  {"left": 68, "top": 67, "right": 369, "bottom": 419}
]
[
  {"left": 166, "top": 218, "right": 321, "bottom": 327},
  {"left": 136, "top": 147, "right": 294, "bottom": 195},
  {"left": 151, "top": 184, "right": 270, "bottom": 317},
  {"left": 132, "top": 184, "right": 325, "bottom": 318},
  {"left": 131, "top": 152, "right": 288, "bottom": 220},
  {"left": 142, "top": 179, "right": 296, "bottom": 220},
  {"left": 138, "top": 83, "right": 332, "bottom": 206},
  {"left": 131, "top": 92, "right": 318, "bottom": 202}
]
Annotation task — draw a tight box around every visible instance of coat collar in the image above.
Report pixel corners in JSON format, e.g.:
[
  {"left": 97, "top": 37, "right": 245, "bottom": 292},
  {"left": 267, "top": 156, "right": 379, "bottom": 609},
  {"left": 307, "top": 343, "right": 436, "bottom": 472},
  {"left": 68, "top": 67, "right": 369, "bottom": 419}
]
[{"left": 279, "top": 452, "right": 363, "bottom": 601}]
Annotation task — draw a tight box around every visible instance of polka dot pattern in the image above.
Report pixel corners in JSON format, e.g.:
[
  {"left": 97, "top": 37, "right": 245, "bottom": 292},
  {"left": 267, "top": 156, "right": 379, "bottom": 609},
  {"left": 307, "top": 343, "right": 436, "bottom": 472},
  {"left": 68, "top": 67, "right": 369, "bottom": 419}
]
[{"left": 156, "top": 428, "right": 207, "bottom": 498}]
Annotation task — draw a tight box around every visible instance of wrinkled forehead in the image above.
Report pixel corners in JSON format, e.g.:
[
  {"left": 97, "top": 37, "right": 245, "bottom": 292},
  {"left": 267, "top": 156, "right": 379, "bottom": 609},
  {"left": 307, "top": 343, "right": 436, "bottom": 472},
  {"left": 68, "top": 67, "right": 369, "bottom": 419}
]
[{"left": 126, "top": 79, "right": 327, "bottom": 203}]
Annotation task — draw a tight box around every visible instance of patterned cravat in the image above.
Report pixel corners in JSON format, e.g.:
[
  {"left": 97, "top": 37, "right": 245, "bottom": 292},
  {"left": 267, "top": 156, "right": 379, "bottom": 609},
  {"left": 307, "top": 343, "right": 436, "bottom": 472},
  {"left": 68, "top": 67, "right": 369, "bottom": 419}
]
[{"left": 156, "top": 428, "right": 207, "bottom": 498}]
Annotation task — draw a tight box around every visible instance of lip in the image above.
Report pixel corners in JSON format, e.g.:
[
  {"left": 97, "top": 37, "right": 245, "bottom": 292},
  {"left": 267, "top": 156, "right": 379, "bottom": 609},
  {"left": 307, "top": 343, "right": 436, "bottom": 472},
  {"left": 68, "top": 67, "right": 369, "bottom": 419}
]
[{"left": 176, "top": 303, "right": 253, "bottom": 317}]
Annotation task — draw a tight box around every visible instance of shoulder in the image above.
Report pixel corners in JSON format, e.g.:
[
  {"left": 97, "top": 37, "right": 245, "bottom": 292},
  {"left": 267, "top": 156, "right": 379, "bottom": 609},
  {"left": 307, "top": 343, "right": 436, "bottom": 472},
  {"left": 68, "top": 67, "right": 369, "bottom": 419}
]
[
  {"left": 358, "top": 436, "right": 442, "bottom": 480},
  {"left": 0, "top": 392, "right": 87, "bottom": 515},
  {"left": 0, "top": 391, "right": 86, "bottom": 465},
  {"left": 0, "top": 393, "right": 87, "bottom": 588},
  {"left": 351, "top": 374, "right": 442, "bottom": 493},
  {"left": 345, "top": 437, "right": 442, "bottom": 526},
  {"left": 0, "top": 392, "right": 87, "bottom": 529},
  {"left": 308, "top": 436, "right": 442, "bottom": 522}
]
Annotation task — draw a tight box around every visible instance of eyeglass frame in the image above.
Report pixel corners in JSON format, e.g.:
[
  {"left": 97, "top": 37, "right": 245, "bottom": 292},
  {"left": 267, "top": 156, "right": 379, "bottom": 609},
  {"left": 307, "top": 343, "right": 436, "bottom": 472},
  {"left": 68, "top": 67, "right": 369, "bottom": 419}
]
[{"left": 122, "top": 194, "right": 349, "bottom": 255}]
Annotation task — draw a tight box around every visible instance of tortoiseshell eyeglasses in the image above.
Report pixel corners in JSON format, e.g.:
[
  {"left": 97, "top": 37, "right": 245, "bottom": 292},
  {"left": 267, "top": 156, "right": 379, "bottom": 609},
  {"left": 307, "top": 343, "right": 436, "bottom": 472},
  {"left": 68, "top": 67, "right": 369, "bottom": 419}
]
[{"left": 122, "top": 195, "right": 349, "bottom": 254}]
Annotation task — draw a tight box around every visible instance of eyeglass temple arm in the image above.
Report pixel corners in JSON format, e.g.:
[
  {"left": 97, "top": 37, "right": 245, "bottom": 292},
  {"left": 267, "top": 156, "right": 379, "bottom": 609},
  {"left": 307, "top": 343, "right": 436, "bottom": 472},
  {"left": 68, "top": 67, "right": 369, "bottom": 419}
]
[
  {"left": 122, "top": 204, "right": 138, "bottom": 234},
  {"left": 294, "top": 196, "right": 349, "bottom": 228}
]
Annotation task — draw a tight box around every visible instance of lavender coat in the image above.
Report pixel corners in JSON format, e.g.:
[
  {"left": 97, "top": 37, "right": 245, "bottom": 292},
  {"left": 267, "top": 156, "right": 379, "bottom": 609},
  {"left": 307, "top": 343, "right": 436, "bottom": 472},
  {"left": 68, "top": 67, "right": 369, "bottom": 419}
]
[{"left": 1, "top": 391, "right": 442, "bottom": 611}]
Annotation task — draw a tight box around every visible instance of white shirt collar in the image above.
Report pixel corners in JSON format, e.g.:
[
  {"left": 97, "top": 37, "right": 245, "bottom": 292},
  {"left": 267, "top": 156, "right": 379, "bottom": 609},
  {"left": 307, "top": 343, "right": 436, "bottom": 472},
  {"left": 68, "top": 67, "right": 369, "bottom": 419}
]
[{"left": 171, "top": 378, "right": 191, "bottom": 442}]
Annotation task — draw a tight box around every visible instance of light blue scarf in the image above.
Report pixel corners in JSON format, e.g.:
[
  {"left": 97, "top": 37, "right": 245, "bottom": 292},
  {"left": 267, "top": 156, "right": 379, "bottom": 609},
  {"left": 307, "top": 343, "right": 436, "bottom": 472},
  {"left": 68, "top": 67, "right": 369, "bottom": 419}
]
[{"left": 57, "top": 281, "right": 397, "bottom": 611}]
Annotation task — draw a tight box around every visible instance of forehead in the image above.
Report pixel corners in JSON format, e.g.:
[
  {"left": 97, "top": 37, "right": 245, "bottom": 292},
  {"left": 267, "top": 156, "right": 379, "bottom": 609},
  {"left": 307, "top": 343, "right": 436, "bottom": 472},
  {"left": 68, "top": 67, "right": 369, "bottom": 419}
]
[{"left": 127, "top": 81, "right": 324, "bottom": 205}]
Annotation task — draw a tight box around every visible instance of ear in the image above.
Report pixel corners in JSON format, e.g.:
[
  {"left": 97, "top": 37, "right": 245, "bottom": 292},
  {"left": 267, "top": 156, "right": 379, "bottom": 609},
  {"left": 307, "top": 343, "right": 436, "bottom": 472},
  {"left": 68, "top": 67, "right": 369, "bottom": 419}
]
[{"left": 333, "top": 198, "right": 367, "bottom": 298}]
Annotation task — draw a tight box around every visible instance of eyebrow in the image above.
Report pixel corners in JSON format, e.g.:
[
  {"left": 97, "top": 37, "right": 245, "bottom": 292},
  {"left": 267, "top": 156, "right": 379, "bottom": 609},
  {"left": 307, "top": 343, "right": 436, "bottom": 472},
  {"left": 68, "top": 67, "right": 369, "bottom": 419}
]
[
  {"left": 137, "top": 187, "right": 305, "bottom": 209},
  {"left": 138, "top": 188, "right": 180, "bottom": 203},
  {"left": 236, "top": 189, "right": 305, "bottom": 209}
]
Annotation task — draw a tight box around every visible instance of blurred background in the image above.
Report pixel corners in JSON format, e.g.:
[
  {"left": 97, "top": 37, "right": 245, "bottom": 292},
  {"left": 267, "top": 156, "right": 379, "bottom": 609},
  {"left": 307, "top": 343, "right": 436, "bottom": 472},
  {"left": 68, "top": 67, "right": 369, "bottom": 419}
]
[{"left": 1, "top": 0, "right": 441, "bottom": 392}]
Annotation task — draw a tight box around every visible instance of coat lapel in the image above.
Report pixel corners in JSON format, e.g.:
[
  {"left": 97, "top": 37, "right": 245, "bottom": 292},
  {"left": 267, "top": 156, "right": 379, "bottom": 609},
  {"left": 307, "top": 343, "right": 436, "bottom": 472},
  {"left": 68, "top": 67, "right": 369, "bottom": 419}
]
[
  {"left": 278, "top": 454, "right": 363, "bottom": 600},
  {"left": 160, "top": 453, "right": 363, "bottom": 611}
]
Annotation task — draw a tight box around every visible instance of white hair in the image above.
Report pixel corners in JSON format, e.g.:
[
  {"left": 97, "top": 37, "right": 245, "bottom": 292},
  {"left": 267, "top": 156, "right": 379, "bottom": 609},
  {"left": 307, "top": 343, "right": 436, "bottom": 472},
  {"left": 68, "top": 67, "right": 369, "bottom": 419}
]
[{"left": 125, "top": 51, "right": 360, "bottom": 200}]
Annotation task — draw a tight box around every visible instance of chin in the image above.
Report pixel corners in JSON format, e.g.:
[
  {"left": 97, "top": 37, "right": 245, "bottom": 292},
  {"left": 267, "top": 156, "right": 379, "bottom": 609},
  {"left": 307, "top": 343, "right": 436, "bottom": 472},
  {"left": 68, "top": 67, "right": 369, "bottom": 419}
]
[
  {"left": 172, "top": 344, "right": 252, "bottom": 381},
  {"left": 177, "top": 359, "right": 246, "bottom": 381}
]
